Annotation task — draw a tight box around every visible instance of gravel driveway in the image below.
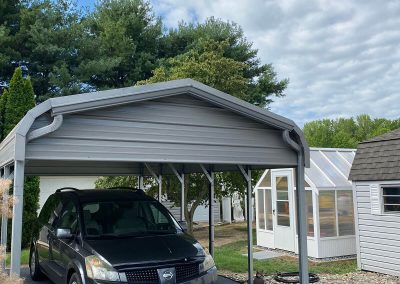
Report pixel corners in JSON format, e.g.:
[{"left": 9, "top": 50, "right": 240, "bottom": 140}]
[{"left": 221, "top": 271, "right": 400, "bottom": 283}]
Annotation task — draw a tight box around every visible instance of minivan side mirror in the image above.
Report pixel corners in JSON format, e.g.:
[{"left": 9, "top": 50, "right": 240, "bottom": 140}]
[
  {"left": 178, "top": 221, "right": 188, "bottom": 232},
  {"left": 56, "top": 228, "right": 73, "bottom": 239}
]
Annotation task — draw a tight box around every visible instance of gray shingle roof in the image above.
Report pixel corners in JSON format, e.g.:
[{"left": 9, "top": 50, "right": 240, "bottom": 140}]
[{"left": 349, "top": 128, "right": 400, "bottom": 181}]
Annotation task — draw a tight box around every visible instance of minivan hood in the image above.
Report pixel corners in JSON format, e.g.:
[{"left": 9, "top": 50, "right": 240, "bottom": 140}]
[{"left": 84, "top": 233, "right": 200, "bottom": 267}]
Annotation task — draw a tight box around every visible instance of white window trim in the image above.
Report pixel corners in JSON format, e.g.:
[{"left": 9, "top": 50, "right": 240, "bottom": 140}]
[{"left": 380, "top": 184, "right": 400, "bottom": 215}]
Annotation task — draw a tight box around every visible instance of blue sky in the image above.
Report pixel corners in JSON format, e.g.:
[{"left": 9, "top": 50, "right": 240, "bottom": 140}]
[{"left": 77, "top": 0, "right": 400, "bottom": 126}]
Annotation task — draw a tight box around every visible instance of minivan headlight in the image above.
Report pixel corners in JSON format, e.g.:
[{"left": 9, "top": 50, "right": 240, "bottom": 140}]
[
  {"left": 85, "top": 255, "right": 120, "bottom": 281},
  {"left": 199, "top": 248, "right": 215, "bottom": 273}
]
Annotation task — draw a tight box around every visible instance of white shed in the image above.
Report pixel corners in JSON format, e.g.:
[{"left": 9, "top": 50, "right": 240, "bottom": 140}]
[
  {"left": 255, "top": 148, "right": 356, "bottom": 258},
  {"left": 349, "top": 128, "right": 400, "bottom": 276}
]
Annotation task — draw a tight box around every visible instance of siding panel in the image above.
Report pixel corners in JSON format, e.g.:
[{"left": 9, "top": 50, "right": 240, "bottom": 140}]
[
  {"left": 354, "top": 181, "right": 400, "bottom": 277},
  {"left": 25, "top": 95, "right": 297, "bottom": 171}
]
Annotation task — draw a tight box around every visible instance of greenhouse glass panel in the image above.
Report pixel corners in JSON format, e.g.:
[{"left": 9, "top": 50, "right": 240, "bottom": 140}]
[
  {"left": 340, "top": 152, "right": 355, "bottom": 164},
  {"left": 260, "top": 170, "right": 271, "bottom": 187},
  {"left": 337, "top": 191, "right": 355, "bottom": 235},
  {"left": 323, "top": 151, "right": 352, "bottom": 179},
  {"left": 257, "top": 189, "right": 265, "bottom": 230},
  {"left": 265, "top": 189, "right": 273, "bottom": 230},
  {"left": 319, "top": 191, "right": 337, "bottom": 237},
  {"left": 305, "top": 163, "right": 333, "bottom": 188},
  {"left": 295, "top": 190, "right": 314, "bottom": 237},
  {"left": 311, "top": 151, "right": 349, "bottom": 187}
]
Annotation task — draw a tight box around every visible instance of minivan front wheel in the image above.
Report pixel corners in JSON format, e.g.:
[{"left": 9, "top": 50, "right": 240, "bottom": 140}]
[
  {"left": 29, "top": 246, "right": 44, "bottom": 280},
  {"left": 69, "top": 272, "right": 83, "bottom": 284}
]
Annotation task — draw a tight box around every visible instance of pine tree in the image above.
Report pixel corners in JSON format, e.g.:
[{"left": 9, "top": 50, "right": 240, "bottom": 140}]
[
  {"left": 0, "top": 89, "right": 9, "bottom": 140},
  {"left": 3, "top": 67, "right": 39, "bottom": 248},
  {"left": 3, "top": 67, "right": 36, "bottom": 136}
]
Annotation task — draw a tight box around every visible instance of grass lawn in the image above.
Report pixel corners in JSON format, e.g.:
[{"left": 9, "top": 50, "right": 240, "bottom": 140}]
[
  {"left": 214, "top": 240, "right": 357, "bottom": 275},
  {"left": 5, "top": 249, "right": 30, "bottom": 266},
  {"left": 194, "top": 222, "right": 357, "bottom": 275}
]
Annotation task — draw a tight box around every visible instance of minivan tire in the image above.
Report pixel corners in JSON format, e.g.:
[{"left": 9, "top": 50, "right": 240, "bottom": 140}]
[
  {"left": 29, "top": 246, "right": 44, "bottom": 281},
  {"left": 69, "top": 272, "right": 82, "bottom": 284}
]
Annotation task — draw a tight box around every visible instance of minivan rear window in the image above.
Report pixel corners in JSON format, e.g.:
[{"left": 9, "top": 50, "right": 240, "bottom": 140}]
[{"left": 82, "top": 200, "right": 179, "bottom": 238}]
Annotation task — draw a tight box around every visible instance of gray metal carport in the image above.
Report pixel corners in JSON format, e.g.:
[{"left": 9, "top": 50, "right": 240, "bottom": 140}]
[{"left": 0, "top": 79, "right": 310, "bottom": 283}]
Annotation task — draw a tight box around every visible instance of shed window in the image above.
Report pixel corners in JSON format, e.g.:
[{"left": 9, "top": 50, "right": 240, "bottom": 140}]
[
  {"left": 257, "top": 189, "right": 265, "bottom": 230},
  {"left": 382, "top": 186, "right": 400, "bottom": 213}
]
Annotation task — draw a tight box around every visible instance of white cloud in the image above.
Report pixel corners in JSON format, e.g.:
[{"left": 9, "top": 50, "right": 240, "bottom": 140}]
[{"left": 151, "top": 0, "right": 400, "bottom": 126}]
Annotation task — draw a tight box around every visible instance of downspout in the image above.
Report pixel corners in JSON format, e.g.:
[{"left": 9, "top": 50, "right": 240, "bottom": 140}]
[
  {"left": 282, "top": 130, "right": 310, "bottom": 284},
  {"left": 27, "top": 114, "right": 63, "bottom": 142}
]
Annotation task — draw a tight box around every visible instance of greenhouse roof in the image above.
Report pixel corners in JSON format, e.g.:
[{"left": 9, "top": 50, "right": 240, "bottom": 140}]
[{"left": 306, "top": 148, "right": 355, "bottom": 189}]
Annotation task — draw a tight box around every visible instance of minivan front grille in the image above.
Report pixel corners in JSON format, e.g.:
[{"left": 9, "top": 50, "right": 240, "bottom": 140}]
[
  {"left": 124, "top": 262, "right": 200, "bottom": 284},
  {"left": 176, "top": 263, "right": 200, "bottom": 282},
  {"left": 125, "top": 268, "right": 159, "bottom": 283}
]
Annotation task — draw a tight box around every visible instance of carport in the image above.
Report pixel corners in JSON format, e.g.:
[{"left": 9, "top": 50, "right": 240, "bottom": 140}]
[{"left": 0, "top": 79, "right": 310, "bottom": 283}]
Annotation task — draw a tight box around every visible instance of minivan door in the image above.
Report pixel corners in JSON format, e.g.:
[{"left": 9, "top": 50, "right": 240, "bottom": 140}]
[{"left": 52, "top": 201, "right": 80, "bottom": 282}]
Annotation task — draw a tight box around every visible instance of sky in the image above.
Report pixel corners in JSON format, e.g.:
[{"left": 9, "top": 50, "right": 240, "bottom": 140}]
[{"left": 79, "top": 0, "right": 400, "bottom": 126}]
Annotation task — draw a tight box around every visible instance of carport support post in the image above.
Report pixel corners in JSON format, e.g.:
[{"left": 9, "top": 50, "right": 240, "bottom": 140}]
[
  {"left": 1, "top": 166, "right": 10, "bottom": 270},
  {"left": 238, "top": 165, "right": 253, "bottom": 284},
  {"left": 169, "top": 164, "right": 185, "bottom": 221},
  {"left": 200, "top": 165, "right": 215, "bottom": 257},
  {"left": 10, "top": 160, "right": 25, "bottom": 276},
  {"left": 296, "top": 159, "right": 309, "bottom": 284}
]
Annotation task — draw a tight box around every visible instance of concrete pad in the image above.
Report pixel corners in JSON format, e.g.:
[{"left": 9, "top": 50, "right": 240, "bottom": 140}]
[{"left": 243, "top": 250, "right": 284, "bottom": 260}]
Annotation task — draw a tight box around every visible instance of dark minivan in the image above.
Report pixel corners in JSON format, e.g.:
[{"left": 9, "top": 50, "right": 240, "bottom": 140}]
[{"left": 29, "top": 188, "right": 217, "bottom": 284}]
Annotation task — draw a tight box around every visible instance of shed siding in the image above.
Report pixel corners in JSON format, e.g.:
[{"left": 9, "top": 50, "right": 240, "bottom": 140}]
[
  {"left": 162, "top": 200, "right": 221, "bottom": 222},
  {"left": 25, "top": 95, "right": 296, "bottom": 166},
  {"left": 0, "top": 135, "right": 15, "bottom": 166},
  {"left": 354, "top": 181, "right": 400, "bottom": 276}
]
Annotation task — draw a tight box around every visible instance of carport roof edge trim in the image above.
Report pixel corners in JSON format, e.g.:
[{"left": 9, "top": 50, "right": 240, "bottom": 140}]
[{"left": 0, "top": 78, "right": 309, "bottom": 167}]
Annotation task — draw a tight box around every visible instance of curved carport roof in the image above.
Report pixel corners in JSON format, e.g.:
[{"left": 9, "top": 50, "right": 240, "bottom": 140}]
[{"left": 0, "top": 79, "right": 310, "bottom": 283}]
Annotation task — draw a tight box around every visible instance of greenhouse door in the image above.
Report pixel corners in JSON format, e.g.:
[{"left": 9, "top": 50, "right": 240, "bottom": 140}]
[{"left": 272, "top": 170, "right": 295, "bottom": 251}]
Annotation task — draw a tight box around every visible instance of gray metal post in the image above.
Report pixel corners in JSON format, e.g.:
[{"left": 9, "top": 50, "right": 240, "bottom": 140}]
[
  {"left": 139, "top": 176, "right": 144, "bottom": 189},
  {"left": 246, "top": 168, "right": 253, "bottom": 284},
  {"left": 158, "top": 175, "right": 162, "bottom": 202},
  {"left": 208, "top": 172, "right": 215, "bottom": 257},
  {"left": 10, "top": 160, "right": 25, "bottom": 276},
  {"left": 1, "top": 166, "right": 10, "bottom": 270},
  {"left": 238, "top": 165, "right": 253, "bottom": 284},
  {"left": 296, "top": 158, "right": 309, "bottom": 284},
  {"left": 181, "top": 174, "right": 185, "bottom": 221}
]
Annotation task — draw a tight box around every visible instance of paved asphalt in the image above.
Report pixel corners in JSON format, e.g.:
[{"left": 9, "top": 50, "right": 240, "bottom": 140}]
[{"left": 21, "top": 266, "right": 52, "bottom": 284}]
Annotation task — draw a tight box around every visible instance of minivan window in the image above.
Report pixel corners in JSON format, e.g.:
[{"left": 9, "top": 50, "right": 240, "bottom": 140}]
[
  {"left": 82, "top": 200, "right": 178, "bottom": 238},
  {"left": 38, "top": 195, "right": 63, "bottom": 228},
  {"left": 57, "top": 201, "right": 79, "bottom": 234}
]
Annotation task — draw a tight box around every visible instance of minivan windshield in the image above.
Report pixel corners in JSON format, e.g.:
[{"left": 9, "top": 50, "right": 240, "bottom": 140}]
[{"left": 82, "top": 200, "right": 179, "bottom": 238}]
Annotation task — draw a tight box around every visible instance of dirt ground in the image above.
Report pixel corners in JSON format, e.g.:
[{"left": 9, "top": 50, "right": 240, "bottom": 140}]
[{"left": 193, "top": 222, "right": 251, "bottom": 248}]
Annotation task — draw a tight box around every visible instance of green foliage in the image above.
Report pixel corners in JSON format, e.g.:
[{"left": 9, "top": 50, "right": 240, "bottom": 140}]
[
  {"left": 160, "top": 18, "right": 288, "bottom": 107},
  {"left": 2, "top": 67, "right": 39, "bottom": 248},
  {"left": 304, "top": 115, "right": 400, "bottom": 148},
  {"left": 21, "top": 177, "right": 40, "bottom": 248},
  {"left": 77, "top": 0, "right": 162, "bottom": 90},
  {"left": 0, "top": 89, "right": 9, "bottom": 140},
  {"left": 3, "top": 67, "right": 35, "bottom": 136}
]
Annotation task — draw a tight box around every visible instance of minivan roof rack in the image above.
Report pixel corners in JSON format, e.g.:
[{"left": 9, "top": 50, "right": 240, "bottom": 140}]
[
  {"left": 107, "top": 187, "right": 144, "bottom": 193},
  {"left": 56, "top": 187, "right": 80, "bottom": 192}
]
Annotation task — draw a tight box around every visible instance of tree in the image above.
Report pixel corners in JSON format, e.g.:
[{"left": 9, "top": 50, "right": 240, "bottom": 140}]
[
  {"left": 3, "top": 67, "right": 35, "bottom": 135},
  {"left": 161, "top": 18, "right": 288, "bottom": 107},
  {"left": 3, "top": 67, "right": 39, "bottom": 248},
  {"left": 303, "top": 115, "right": 400, "bottom": 148},
  {"left": 77, "top": 0, "right": 162, "bottom": 90},
  {"left": 0, "top": 89, "right": 9, "bottom": 140}
]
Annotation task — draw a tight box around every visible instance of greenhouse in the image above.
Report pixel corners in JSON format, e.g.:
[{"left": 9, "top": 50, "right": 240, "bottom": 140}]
[{"left": 255, "top": 148, "right": 356, "bottom": 258}]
